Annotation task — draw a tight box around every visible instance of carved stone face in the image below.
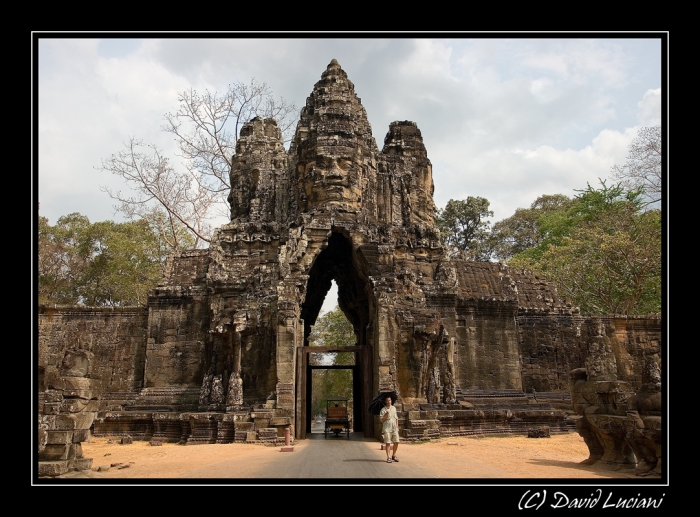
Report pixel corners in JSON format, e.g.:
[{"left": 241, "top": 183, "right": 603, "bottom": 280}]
[
  {"left": 300, "top": 149, "right": 363, "bottom": 211},
  {"left": 585, "top": 335, "right": 617, "bottom": 381}
]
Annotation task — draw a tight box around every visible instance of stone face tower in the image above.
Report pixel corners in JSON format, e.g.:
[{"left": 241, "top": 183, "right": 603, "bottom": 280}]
[
  {"left": 290, "top": 58, "right": 377, "bottom": 217},
  {"left": 141, "top": 60, "right": 570, "bottom": 439},
  {"left": 228, "top": 117, "right": 289, "bottom": 224}
]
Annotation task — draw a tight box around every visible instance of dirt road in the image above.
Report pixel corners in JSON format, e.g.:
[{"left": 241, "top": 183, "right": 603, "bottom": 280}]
[{"left": 50, "top": 431, "right": 649, "bottom": 482}]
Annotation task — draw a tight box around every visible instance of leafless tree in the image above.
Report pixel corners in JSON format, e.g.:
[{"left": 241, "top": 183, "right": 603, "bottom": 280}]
[
  {"left": 100, "top": 79, "right": 297, "bottom": 249},
  {"left": 611, "top": 126, "right": 662, "bottom": 208}
]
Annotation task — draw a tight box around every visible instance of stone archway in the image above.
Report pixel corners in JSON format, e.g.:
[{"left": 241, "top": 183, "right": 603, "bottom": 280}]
[{"left": 295, "top": 231, "right": 375, "bottom": 439}]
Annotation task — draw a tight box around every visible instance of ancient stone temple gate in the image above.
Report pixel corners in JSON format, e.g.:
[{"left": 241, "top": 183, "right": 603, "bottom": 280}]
[
  {"left": 143, "top": 58, "right": 550, "bottom": 438},
  {"left": 38, "top": 60, "right": 661, "bottom": 475}
]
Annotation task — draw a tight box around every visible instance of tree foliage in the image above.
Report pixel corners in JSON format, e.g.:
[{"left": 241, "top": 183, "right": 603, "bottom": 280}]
[
  {"left": 436, "top": 197, "right": 494, "bottom": 260},
  {"left": 38, "top": 213, "right": 166, "bottom": 307},
  {"left": 308, "top": 306, "right": 355, "bottom": 417},
  {"left": 610, "top": 125, "right": 662, "bottom": 208},
  {"left": 100, "top": 80, "right": 297, "bottom": 249},
  {"left": 38, "top": 213, "right": 90, "bottom": 306},
  {"left": 489, "top": 194, "right": 574, "bottom": 262},
  {"left": 508, "top": 181, "right": 661, "bottom": 315},
  {"left": 308, "top": 306, "right": 357, "bottom": 349}
]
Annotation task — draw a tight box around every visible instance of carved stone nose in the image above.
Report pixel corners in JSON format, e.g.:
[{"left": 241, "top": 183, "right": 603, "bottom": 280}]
[{"left": 327, "top": 161, "right": 343, "bottom": 178}]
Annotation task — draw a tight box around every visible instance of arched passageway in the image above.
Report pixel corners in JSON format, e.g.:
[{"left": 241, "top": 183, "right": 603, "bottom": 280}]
[{"left": 297, "top": 232, "right": 374, "bottom": 438}]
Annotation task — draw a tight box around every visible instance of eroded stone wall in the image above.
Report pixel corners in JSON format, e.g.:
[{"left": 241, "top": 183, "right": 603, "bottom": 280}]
[
  {"left": 38, "top": 306, "right": 148, "bottom": 408},
  {"left": 517, "top": 311, "right": 662, "bottom": 393}
]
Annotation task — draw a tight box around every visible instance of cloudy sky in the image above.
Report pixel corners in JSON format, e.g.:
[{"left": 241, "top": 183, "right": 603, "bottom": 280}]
[{"left": 36, "top": 35, "right": 664, "bottom": 229}]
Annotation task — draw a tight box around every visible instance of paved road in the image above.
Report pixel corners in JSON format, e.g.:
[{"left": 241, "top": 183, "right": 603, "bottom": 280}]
[
  {"left": 254, "top": 433, "right": 430, "bottom": 479},
  {"left": 250, "top": 422, "right": 508, "bottom": 480}
]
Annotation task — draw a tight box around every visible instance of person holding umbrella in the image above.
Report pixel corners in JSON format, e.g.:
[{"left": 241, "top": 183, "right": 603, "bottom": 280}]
[{"left": 380, "top": 395, "right": 399, "bottom": 463}]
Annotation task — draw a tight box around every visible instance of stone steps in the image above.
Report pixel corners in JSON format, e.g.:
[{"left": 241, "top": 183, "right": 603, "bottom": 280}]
[{"left": 92, "top": 410, "right": 289, "bottom": 445}]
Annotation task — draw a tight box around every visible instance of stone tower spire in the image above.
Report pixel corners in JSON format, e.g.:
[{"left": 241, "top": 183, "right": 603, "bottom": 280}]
[
  {"left": 289, "top": 59, "right": 379, "bottom": 216},
  {"left": 379, "top": 120, "right": 436, "bottom": 228},
  {"left": 228, "top": 117, "right": 288, "bottom": 223}
]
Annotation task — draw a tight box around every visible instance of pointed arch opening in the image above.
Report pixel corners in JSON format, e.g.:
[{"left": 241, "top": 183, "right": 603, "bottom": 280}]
[{"left": 297, "top": 231, "right": 373, "bottom": 438}]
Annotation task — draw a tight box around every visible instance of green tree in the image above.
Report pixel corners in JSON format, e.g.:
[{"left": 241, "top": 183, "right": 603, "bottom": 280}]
[
  {"left": 38, "top": 213, "right": 166, "bottom": 307},
  {"left": 38, "top": 213, "right": 91, "bottom": 305},
  {"left": 79, "top": 219, "right": 165, "bottom": 306},
  {"left": 138, "top": 206, "right": 196, "bottom": 257},
  {"left": 509, "top": 181, "right": 661, "bottom": 315},
  {"left": 490, "top": 194, "right": 573, "bottom": 262},
  {"left": 436, "top": 197, "right": 494, "bottom": 260},
  {"left": 308, "top": 306, "right": 356, "bottom": 349},
  {"left": 308, "top": 306, "right": 355, "bottom": 417}
]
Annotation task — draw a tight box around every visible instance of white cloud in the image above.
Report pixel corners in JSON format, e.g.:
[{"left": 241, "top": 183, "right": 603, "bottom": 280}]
[
  {"left": 39, "top": 41, "right": 192, "bottom": 224},
  {"left": 399, "top": 39, "right": 453, "bottom": 79},
  {"left": 520, "top": 40, "right": 629, "bottom": 88},
  {"left": 433, "top": 122, "right": 644, "bottom": 222},
  {"left": 638, "top": 88, "right": 662, "bottom": 126},
  {"left": 529, "top": 76, "right": 555, "bottom": 101}
]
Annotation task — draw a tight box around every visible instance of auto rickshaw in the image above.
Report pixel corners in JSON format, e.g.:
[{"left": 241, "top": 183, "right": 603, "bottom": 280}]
[{"left": 324, "top": 397, "right": 351, "bottom": 438}]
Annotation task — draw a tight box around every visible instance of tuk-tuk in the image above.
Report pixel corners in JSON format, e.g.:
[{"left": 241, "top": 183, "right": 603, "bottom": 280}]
[{"left": 324, "top": 397, "right": 351, "bottom": 438}]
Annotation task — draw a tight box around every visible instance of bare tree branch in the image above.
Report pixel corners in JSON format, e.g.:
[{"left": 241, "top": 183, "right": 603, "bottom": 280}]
[
  {"left": 611, "top": 126, "right": 662, "bottom": 208},
  {"left": 99, "top": 79, "right": 297, "bottom": 250}
]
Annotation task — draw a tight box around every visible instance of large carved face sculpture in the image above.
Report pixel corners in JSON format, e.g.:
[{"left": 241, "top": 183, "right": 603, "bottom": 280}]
[{"left": 299, "top": 148, "right": 363, "bottom": 211}]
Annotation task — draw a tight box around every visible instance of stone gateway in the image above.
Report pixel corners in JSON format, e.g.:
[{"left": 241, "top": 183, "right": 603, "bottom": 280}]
[{"left": 37, "top": 60, "right": 661, "bottom": 476}]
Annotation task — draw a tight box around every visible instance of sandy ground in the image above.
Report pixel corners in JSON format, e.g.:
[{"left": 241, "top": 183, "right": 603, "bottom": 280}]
[{"left": 50, "top": 431, "right": 653, "bottom": 482}]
